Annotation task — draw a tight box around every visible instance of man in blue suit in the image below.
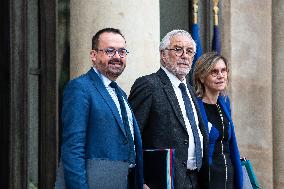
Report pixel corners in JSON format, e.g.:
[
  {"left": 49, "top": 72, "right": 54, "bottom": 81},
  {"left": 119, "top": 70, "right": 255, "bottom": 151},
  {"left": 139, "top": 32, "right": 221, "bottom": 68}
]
[{"left": 55, "top": 28, "right": 144, "bottom": 189}]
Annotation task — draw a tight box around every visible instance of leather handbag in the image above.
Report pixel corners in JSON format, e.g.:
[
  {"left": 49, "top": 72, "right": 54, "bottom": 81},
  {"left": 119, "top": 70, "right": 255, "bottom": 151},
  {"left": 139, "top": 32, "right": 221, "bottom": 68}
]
[{"left": 241, "top": 157, "right": 260, "bottom": 189}]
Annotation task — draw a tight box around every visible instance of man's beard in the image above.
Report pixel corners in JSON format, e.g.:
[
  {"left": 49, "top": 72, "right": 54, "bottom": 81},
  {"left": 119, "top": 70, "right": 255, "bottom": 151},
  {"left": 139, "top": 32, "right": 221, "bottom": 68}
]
[
  {"left": 96, "top": 58, "right": 126, "bottom": 80},
  {"left": 163, "top": 60, "right": 191, "bottom": 80}
]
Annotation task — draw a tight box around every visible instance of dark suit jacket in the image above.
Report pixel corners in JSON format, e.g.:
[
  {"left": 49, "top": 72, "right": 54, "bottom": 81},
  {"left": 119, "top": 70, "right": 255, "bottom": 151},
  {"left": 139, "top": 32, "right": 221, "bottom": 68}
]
[
  {"left": 55, "top": 68, "right": 143, "bottom": 189},
  {"left": 129, "top": 68, "right": 209, "bottom": 189}
]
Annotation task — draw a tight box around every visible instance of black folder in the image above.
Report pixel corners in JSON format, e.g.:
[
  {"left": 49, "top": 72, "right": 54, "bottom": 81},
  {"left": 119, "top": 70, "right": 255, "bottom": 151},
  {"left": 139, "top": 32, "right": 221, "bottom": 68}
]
[{"left": 143, "top": 149, "right": 174, "bottom": 189}]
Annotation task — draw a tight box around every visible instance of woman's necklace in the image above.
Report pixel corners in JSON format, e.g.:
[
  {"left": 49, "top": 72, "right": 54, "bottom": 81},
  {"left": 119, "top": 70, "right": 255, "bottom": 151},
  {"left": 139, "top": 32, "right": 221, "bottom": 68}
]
[{"left": 216, "top": 103, "right": 228, "bottom": 189}]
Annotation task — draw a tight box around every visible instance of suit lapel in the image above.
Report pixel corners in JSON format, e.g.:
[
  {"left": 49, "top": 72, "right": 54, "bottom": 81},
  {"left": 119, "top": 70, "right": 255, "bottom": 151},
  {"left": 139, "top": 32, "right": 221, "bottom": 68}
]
[
  {"left": 218, "top": 96, "right": 232, "bottom": 123},
  {"left": 187, "top": 85, "right": 209, "bottom": 138},
  {"left": 196, "top": 97, "right": 209, "bottom": 134},
  {"left": 157, "top": 69, "right": 188, "bottom": 133},
  {"left": 87, "top": 69, "right": 127, "bottom": 137}
]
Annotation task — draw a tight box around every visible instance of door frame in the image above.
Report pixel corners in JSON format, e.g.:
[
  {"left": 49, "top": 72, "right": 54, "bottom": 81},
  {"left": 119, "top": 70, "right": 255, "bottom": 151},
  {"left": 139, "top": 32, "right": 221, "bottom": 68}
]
[{"left": 9, "top": 0, "right": 59, "bottom": 188}]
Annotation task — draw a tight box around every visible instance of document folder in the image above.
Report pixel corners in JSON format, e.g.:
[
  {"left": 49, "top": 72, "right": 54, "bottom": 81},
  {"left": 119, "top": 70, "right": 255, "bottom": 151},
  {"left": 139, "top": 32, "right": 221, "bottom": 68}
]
[{"left": 143, "top": 149, "right": 174, "bottom": 189}]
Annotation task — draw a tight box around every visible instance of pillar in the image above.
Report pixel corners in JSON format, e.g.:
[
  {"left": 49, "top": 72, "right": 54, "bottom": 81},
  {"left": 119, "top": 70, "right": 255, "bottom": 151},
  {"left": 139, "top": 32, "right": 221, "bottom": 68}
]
[
  {"left": 272, "top": 0, "right": 284, "bottom": 188},
  {"left": 226, "top": 1, "right": 273, "bottom": 188},
  {"left": 70, "top": 0, "right": 160, "bottom": 94}
]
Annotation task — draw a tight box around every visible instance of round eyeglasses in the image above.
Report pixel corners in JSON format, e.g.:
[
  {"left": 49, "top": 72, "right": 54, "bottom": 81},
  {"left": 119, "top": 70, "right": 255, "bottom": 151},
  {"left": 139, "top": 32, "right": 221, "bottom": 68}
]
[
  {"left": 165, "top": 47, "right": 195, "bottom": 57},
  {"left": 96, "top": 47, "right": 129, "bottom": 58},
  {"left": 210, "top": 68, "right": 228, "bottom": 77}
]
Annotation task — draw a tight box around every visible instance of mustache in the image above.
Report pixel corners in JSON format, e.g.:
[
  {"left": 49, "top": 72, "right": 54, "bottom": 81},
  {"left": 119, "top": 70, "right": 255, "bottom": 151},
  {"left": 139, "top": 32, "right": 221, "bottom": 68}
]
[
  {"left": 108, "top": 58, "right": 123, "bottom": 65},
  {"left": 177, "top": 60, "right": 190, "bottom": 65}
]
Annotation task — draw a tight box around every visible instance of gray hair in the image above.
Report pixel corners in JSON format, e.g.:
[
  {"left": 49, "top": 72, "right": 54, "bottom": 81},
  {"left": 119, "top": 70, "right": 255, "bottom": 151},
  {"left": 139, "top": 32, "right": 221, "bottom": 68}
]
[{"left": 159, "top": 29, "right": 196, "bottom": 52}]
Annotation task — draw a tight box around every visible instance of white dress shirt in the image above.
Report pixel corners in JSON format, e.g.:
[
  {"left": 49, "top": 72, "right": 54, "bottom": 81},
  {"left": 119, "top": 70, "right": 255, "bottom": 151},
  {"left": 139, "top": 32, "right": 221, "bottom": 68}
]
[
  {"left": 92, "top": 67, "right": 134, "bottom": 139},
  {"left": 161, "top": 66, "right": 203, "bottom": 170}
]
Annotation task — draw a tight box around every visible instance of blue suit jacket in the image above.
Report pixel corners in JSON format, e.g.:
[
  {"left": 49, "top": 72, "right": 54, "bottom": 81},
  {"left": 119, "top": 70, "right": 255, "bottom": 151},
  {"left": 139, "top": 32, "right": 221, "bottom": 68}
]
[
  {"left": 56, "top": 68, "right": 143, "bottom": 189},
  {"left": 197, "top": 96, "right": 243, "bottom": 189}
]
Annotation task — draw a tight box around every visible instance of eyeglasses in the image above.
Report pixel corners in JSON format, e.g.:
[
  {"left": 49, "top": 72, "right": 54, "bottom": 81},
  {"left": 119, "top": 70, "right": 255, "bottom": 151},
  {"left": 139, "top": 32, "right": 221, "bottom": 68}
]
[
  {"left": 210, "top": 68, "right": 228, "bottom": 77},
  {"left": 96, "top": 47, "right": 129, "bottom": 58},
  {"left": 165, "top": 47, "right": 195, "bottom": 57}
]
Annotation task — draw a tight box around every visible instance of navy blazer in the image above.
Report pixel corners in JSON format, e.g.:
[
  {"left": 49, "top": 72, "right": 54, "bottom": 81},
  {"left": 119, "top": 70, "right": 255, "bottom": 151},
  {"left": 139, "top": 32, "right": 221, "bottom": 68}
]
[
  {"left": 197, "top": 96, "right": 243, "bottom": 189},
  {"left": 56, "top": 68, "right": 143, "bottom": 189}
]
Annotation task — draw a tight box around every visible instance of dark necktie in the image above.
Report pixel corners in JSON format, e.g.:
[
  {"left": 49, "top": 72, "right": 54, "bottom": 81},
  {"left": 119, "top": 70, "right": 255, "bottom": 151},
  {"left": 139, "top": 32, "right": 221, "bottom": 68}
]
[
  {"left": 179, "top": 83, "right": 202, "bottom": 170},
  {"left": 109, "top": 81, "right": 135, "bottom": 164}
]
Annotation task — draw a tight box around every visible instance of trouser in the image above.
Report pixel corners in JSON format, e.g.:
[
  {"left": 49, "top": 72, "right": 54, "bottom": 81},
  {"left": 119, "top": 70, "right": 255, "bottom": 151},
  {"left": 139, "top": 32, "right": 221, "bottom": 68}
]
[
  {"left": 183, "top": 169, "right": 200, "bottom": 189},
  {"left": 128, "top": 167, "right": 136, "bottom": 189}
]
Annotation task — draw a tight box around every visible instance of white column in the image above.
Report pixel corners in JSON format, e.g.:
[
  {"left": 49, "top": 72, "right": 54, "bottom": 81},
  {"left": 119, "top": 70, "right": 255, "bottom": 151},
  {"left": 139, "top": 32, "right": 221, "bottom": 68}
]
[
  {"left": 272, "top": 0, "right": 284, "bottom": 188},
  {"left": 226, "top": 1, "right": 273, "bottom": 188},
  {"left": 70, "top": 0, "right": 160, "bottom": 94}
]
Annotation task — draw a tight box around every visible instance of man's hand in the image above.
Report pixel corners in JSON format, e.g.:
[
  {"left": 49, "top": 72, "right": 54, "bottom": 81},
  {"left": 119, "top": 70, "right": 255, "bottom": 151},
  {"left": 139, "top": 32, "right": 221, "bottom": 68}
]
[{"left": 143, "top": 184, "right": 150, "bottom": 189}]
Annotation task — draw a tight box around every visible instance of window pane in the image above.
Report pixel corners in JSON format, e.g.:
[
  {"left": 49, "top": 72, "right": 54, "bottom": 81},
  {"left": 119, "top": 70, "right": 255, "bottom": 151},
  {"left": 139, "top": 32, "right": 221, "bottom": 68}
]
[
  {"left": 27, "top": 0, "right": 39, "bottom": 187},
  {"left": 160, "top": 0, "right": 191, "bottom": 39}
]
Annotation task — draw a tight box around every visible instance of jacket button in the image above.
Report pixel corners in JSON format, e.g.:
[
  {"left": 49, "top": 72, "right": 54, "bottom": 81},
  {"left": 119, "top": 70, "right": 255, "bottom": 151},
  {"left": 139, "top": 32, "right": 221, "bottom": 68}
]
[
  {"left": 182, "top": 162, "right": 187, "bottom": 167},
  {"left": 184, "top": 139, "right": 188, "bottom": 145}
]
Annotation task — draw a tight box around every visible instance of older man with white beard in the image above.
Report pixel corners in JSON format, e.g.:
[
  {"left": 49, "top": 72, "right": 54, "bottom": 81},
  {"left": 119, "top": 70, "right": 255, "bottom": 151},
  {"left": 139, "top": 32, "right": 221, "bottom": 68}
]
[{"left": 129, "top": 30, "right": 209, "bottom": 189}]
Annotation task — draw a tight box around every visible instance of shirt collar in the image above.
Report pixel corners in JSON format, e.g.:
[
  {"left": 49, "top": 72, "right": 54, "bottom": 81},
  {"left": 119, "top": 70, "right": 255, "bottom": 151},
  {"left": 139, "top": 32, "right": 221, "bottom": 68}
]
[
  {"left": 161, "top": 66, "right": 186, "bottom": 89},
  {"left": 92, "top": 67, "right": 112, "bottom": 87}
]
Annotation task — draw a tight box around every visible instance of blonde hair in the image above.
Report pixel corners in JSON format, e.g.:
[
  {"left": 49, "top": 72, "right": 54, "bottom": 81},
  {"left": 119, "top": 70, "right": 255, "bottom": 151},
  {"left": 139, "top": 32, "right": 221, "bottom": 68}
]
[{"left": 193, "top": 52, "right": 229, "bottom": 97}]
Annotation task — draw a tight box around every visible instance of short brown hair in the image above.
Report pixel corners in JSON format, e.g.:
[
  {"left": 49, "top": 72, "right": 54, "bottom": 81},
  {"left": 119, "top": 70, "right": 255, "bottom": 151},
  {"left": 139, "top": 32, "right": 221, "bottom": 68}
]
[{"left": 91, "top": 28, "right": 125, "bottom": 50}]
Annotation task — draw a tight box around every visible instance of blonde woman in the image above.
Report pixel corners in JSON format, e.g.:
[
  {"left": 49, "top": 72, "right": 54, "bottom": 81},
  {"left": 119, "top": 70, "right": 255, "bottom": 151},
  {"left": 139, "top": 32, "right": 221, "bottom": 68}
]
[{"left": 193, "top": 52, "right": 243, "bottom": 189}]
